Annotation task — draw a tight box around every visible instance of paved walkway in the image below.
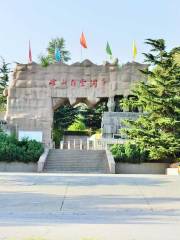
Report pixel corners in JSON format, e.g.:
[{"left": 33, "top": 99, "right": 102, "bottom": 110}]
[{"left": 0, "top": 173, "right": 180, "bottom": 240}]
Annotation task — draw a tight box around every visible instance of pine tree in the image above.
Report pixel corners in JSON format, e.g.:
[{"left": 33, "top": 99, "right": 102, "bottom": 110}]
[
  {"left": 79, "top": 101, "right": 108, "bottom": 132},
  {"left": 53, "top": 104, "right": 79, "bottom": 130},
  {"left": 53, "top": 104, "right": 79, "bottom": 147},
  {"left": 0, "top": 58, "right": 10, "bottom": 111},
  {"left": 40, "top": 37, "right": 71, "bottom": 67},
  {"left": 121, "top": 39, "right": 180, "bottom": 161}
]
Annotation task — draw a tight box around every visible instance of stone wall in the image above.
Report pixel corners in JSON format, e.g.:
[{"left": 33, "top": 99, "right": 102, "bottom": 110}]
[
  {"left": 115, "top": 162, "right": 170, "bottom": 174},
  {"left": 0, "top": 162, "right": 37, "bottom": 172},
  {"left": 102, "top": 112, "right": 141, "bottom": 138}
]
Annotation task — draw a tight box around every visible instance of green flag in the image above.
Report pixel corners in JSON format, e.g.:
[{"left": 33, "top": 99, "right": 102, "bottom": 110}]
[{"left": 106, "top": 41, "right": 112, "bottom": 56}]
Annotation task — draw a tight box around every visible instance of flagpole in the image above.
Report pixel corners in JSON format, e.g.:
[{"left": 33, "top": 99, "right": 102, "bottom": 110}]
[
  {"left": 80, "top": 30, "right": 87, "bottom": 61},
  {"left": 28, "top": 40, "right": 32, "bottom": 64},
  {"left": 81, "top": 45, "right": 82, "bottom": 62},
  {"left": 80, "top": 29, "right": 83, "bottom": 61},
  {"left": 132, "top": 40, "right": 137, "bottom": 62}
]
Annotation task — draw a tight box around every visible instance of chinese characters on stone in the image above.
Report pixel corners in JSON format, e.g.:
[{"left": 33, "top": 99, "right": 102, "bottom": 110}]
[{"left": 49, "top": 79, "right": 106, "bottom": 88}]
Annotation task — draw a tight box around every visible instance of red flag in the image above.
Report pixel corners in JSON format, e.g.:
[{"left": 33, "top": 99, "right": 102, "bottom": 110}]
[
  {"left": 80, "top": 32, "right": 87, "bottom": 48},
  {"left": 28, "top": 40, "right": 32, "bottom": 63}
]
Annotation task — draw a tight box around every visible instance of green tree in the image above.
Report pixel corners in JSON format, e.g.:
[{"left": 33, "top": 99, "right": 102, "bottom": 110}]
[
  {"left": 121, "top": 39, "right": 180, "bottom": 161},
  {"left": 53, "top": 104, "right": 79, "bottom": 146},
  {"left": 0, "top": 58, "right": 10, "bottom": 111},
  {"left": 80, "top": 101, "right": 108, "bottom": 132},
  {"left": 40, "top": 37, "right": 71, "bottom": 67},
  {"left": 68, "top": 119, "right": 86, "bottom": 131},
  {"left": 174, "top": 51, "right": 180, "bottom": 65},
  {"left": 52, "top": 101, "right": 107, "bottom": 146},
  {"left": 54, "top": 104, "right": 79, "bottom": 130}
]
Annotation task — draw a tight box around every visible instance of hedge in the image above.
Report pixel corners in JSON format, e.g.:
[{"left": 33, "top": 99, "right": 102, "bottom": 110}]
[
  {"left": 0, "top": 133, "right": 44, "bottom": 163},
  {"left": 110, "top": 143, "right": 149, "bottom": 163}
]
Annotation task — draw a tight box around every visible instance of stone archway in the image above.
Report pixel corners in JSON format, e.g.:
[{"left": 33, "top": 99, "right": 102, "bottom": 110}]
[{"left": 5, "top": 60, "right": 148, "bottom": 146}]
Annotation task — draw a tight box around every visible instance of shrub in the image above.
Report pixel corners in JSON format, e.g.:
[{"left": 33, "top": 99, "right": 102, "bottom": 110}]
[
  {"left": 68, "top": 120, "right": 86, "bottom": 131},
  {"left": 110, "top": 142, "right": 149, "bottom": 163},
  {"left": 0, "top": 133, "right": 44, "bottom": 162}
]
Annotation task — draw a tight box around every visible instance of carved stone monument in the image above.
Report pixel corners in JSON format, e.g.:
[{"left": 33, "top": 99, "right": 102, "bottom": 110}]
[{"left": 5, "top": 60, "right": 147, "bottom": 146}]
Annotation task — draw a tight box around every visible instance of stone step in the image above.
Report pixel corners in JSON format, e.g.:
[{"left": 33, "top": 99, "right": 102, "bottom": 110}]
[
  {"left": 47, "top": 156, "right": 105, "bottom": 159},
  {"left": 47, "top": 156, "right": 106, "bottom": 159},
  {"left": 47, "top": 160, "right": 104, "bottom": 166},
  {"left": 48, "top": 150, "right": 105, "bottom": 153},
  {"left": 46, "top": 157, "right": 107, "bottom": 161},
  {"left": 49, "top": 153, "right": 105, "bottom": 155},
  {"left": 44, "top": 166, "right": 107, "bottom": 169},
  {"left": 44, "top": 167, "right": 106, "bottom": 170},
  {"left": 45, "top": 166, "right": 106, "bottom": 169},
  {"left": 44, "top": 171, "right": 107, "bottom": 173},
  {"left": 48, "top": 151, "right": 105, "bottom": 154},
  {"left": 47, "top": 157, "right": 105, "bottom": 160},
  {"left": 47, "top": 163, "right": 105, "bottom": 166},
  {"left": 47, "top": 153, "right": 105, "bottom": 156},
  {"left": 45, "top": 163, "right": 106, "bottom": 166},
  {"left": 45, "top": 163, "right": 105, "bottom": 165},
  {"left": 45, "top": 158, "right": 105, "bottom": 160},
  {"left": 43, "top": 149, "right": 109, "bottom": 173},
  {"left": 44, "top": 166, "right": 108, "bottom": 170}
]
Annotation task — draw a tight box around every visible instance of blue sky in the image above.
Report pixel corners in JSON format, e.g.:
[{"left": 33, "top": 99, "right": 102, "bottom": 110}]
[{"left": 0, "top": 0, "right": 179, "bottom": 65}]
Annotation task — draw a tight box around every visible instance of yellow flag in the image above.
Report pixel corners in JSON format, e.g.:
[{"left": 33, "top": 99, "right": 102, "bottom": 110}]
[{"left": 132, "top": 40, "right": 137, "bottom": 61}]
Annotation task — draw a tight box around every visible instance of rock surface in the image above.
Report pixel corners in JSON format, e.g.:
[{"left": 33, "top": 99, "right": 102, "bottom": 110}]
[{"left": 6, "top": 61, "right": 147, "bottom": 146}]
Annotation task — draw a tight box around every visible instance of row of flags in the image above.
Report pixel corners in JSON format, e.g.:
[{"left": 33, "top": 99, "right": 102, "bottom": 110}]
[
  {"left": 80, "top": 33, "right": 137, "bottom": 60},
  {"left": 28, "top": 32, "right": 137, "bottom": 63}
]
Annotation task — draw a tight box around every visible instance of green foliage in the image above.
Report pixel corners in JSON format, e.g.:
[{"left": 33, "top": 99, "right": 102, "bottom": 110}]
[
  {"left": 110, "top": 143, "right": 148, "bottom": 163},
  {"left": 174, "top": 51, "right": 180, "bottom": 66},
  {"left": 54, "top": 104, "right": 79, "bottom": 130},
  {"left": 52, "top": 128, "right": 64, "bottom": 148},
  {"left": 0, "top": 57, "right": 10, "bottom": 111},
  {"left": 39, "top": 55, "right": 52, "bottom": 67},
  {"left": 68, "top": 119, "right": 86, "bottom": 131},
  {"left": 79, "top": 101, "right": 108, "bottom": 131},
  {"left": 53, "top": 104, "right": 79, "bottom": 146},
  {"left": 40, "top": 37, "right": 71, "bottom": 67},
  {"left": 52, "top": 101, "right": 107, "bottom": 146},
  {"left": 120, "top": 39, "right": 180, "bottom": 162},
  {"left": 0, "top": 133, "right": 44, "bottom": 162}
]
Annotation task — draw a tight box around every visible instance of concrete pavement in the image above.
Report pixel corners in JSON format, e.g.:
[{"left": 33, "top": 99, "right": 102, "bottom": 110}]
[{"left": 0, "top": 173, "right": 179, "bottom": 240}]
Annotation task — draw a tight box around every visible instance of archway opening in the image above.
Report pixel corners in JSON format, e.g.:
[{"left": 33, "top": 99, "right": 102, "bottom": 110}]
[
  {"left": 127, "top": 95, "right": 139, "bottom": 112},
  {"left": 52, "top": 98, "right": 108, "bottom": 148},
  {"left": 114, "top": 95, "right": 124, "bottom": 112}
]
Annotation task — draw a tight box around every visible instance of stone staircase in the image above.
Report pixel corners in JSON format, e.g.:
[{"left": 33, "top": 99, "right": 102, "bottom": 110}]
[{"left": 43, "top": 149, "right": 110, "bottom": 173}]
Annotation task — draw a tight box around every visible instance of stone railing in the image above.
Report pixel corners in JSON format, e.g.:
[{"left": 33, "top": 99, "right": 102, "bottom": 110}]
[
  {"left": 106, "top": 149, "right": 115, "bottom": 173},
  {"left": 37, "top": 148, "right": 49, "bottom": 172},
  {"left": 59, "top": 138, "right": 125, "bottom": 150}
]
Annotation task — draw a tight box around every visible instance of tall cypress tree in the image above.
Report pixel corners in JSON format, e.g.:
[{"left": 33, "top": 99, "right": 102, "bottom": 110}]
[{"left": 121, "top": 39, "right": 180, "bottom": 161}]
